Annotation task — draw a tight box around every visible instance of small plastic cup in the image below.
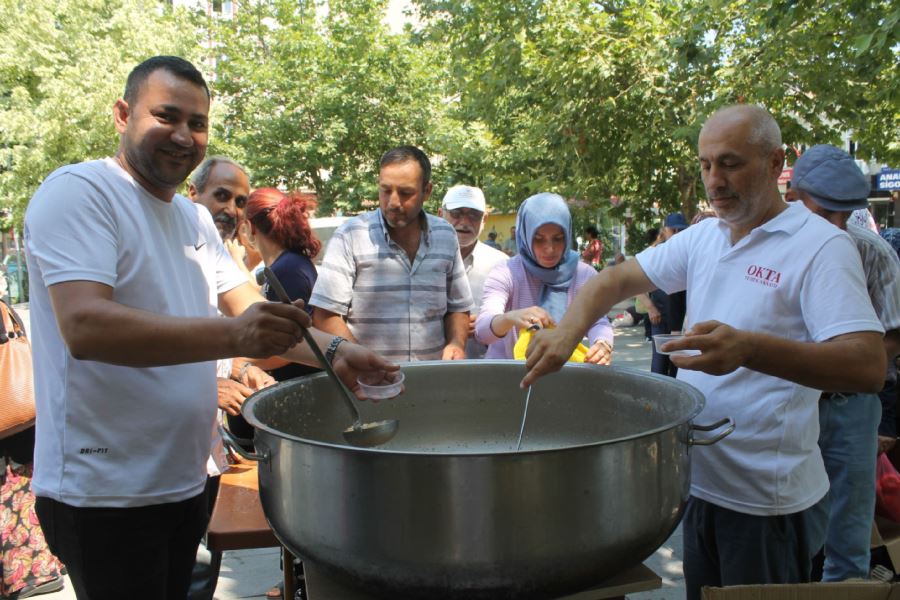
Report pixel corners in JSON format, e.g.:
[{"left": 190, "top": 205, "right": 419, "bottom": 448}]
[
  {"left": 356, "top": 370, "right": 405, "bottom": 400},
  {"left": 652, "top": 334, "right": 701, "bottom": 357}
]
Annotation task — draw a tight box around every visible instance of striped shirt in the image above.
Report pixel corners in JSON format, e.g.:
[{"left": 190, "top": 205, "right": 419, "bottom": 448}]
[
  {"left": 847, "top": 224, "right": 900, "bottom": 332},
  {"left": 309, "top": 209, "right": 474, "bottom": 361},
  {"left": 847, "top": 224, "right": 900, "bottom": 381}
]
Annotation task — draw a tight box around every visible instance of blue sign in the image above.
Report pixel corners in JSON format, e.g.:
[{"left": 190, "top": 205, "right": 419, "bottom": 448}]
[{"left": 877, "top": 168, "right": 900, "bottom": 191}]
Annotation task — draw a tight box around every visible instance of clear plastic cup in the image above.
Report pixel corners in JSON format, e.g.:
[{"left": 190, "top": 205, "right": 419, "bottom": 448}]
[
  {"left": 357, "top": 370, "right": 405, "bottom": 400},
  {"left": 652, "top": 334, "right": 701, "bottom": 357}
]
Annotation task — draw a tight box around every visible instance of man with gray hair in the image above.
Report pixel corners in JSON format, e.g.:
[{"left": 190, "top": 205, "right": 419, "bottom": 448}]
[
  {"left": 189, "top": 156, "right": 249, "bottom": 240},
  {"left": 187, "top": 155, "right": 273, "bottom": 600},
  {"left": 523, "top": 105, "right": 885, "bottom": 598},
  {"left": 438, "top": 185, "right": 508, "bottom": 358},
  {"left": 790, "top": 144, "right": 900, "bottom": 582}
]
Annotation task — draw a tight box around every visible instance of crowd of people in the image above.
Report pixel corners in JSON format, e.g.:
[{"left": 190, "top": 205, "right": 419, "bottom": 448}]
[{"left": 2, "top": 54, "right": 897, "bottom": 600}]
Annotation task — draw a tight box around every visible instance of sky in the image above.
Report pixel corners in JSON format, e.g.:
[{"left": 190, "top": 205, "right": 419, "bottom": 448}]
[{"left": 385, "top": 0, "right": 416, "bottom": 34}]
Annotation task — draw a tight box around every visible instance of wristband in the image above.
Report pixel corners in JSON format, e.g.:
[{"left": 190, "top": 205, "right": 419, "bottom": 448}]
[{"left": 325, "top": 336, "right": 346, "bottom": 365}]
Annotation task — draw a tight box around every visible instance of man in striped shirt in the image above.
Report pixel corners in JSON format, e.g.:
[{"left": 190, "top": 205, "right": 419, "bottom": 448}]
[
  {"left": 790, "top": 144, "right": 900, "bottom": 582},
  {"left": 310, "top": 146, "right": 473, "bottom": 361}
]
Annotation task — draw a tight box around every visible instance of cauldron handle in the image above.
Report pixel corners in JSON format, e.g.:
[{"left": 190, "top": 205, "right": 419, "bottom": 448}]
[
  {"left": 219, "top": 423, "right": 269, "bottom": 462},
  {"left": 689, "top": 417, "right": 735, "bottom": 446}
]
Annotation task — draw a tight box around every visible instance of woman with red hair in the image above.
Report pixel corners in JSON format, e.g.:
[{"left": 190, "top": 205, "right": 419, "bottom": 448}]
[
  {"left": 245, "top": 188, "right": 322, "bottom": 600},
  {"left": 244, "top": 188, "right": 322, "bottom": 383}
]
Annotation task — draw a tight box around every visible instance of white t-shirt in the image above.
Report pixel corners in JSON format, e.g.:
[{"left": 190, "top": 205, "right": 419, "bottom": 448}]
[
  {"left": 25, "top": 158, "right": 247, "bottom": 507},
  {"left": 464, "top": 241, "right": 508, "bottom": 358},
  {"left": 636, "top": 202, "right": 882, "bottom": 516}
]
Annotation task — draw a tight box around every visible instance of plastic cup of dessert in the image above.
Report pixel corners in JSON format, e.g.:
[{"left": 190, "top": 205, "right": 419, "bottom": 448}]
[
  {"left": 357, "top": 370, "right": 405, "bottom": 400},
  {"left": 652, "top": 334, "right": 701, "bottom": 357}
]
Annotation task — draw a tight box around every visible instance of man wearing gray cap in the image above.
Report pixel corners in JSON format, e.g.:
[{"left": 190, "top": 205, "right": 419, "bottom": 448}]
[
  {"left": 438, "top": 185, "right": 508, "bottom": 358},
  {"left": 790, "top": 144, "right": 900, "bottom": 582}
]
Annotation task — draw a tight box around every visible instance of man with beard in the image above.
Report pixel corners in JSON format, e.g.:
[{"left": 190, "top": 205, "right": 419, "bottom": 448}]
[
  {"left": 522, "top": 105, "right": 885, "bottom": 598},
  {"left": 24, "top": 56, "right": 397, "bottom": 600},
  {"left": 438, "top": 185, "right": 508, "bottom": 358},
  {"left": 311, "top": 146, "right": 473, "bottom": 361},
  {"left": 188, "top": 156, "right": 249, "bottom": 240},
  {"left": 187, "top": 155, "right": 274, "bottom": 600}
]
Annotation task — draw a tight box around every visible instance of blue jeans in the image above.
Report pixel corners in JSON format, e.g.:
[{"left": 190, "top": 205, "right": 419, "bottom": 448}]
[{"left": 818, "top": 392, "right": 881, "bottom": 581}]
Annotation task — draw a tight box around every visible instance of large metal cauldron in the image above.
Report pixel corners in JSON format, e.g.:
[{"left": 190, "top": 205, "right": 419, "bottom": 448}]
[{"left": 234, "top": 361, "right": 731, "bottom": 599}]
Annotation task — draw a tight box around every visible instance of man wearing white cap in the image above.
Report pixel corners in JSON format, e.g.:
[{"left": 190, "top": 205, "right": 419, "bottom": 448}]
[
  {"left": 439, "top": 185, "right": 508, "bottom": 358},
  {"left": 790, "top": 144, "right": 900, "bottom": 582}
]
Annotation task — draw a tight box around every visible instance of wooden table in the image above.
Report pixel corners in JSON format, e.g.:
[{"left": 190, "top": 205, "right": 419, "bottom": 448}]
[{"left": 205, "top": 464, "right": 297, "bottom": 597}]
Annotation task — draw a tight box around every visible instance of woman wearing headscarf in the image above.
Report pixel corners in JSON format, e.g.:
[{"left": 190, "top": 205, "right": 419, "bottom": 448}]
[{"left": 474, "top": 193, "right": 613, "bottom": 362}]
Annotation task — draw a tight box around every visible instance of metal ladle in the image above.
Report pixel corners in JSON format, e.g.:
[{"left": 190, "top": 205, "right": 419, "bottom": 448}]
[
  {"left": 264, "top": 267, "right": 399, "bottom": 448},
  {"left": 515, "top": 323, "right": 541, "bottom": 451}
]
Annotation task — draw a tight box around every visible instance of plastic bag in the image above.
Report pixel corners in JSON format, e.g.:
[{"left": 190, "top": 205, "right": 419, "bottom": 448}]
[
  {"left": 513, "top": 325, "right": 588, "bottom": 363},
  {"left": 876, "top": 452, "right": 900, "bottom": 523}
]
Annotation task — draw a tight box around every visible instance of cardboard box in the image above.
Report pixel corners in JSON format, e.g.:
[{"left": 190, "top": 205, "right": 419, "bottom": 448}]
[{"left": 701, "top": 581, "right": 900, "bottom": 599}]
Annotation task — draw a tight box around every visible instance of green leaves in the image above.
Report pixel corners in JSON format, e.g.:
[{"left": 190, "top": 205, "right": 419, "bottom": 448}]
[
  {"left": 1, "top": 0, "right": 896, "bottom": 231},
  {"left": 0, "top": 0, "right": 200, "bottom": 223}
]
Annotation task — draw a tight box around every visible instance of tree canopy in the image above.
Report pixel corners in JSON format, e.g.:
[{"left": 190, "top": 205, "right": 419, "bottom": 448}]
[
  {"left": 1, "top": 0, "right": 896, "bottom": 241},
  {"left": 0, "top": 0, "right": 200, "bottom": 226}
]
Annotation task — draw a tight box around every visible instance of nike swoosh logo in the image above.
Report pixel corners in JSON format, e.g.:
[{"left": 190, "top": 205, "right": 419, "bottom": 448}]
[{"left": 194, "top": 242, "right": 206, "bottom": 251}]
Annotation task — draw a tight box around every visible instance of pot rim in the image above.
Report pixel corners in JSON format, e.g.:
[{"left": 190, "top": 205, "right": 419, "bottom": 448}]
[{"left": 241, "top": 361, "right": 706, "bottom": 456}]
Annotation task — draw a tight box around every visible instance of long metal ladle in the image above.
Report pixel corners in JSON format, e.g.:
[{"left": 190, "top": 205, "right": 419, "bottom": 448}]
[
  {"left": 264, "top": 267, "right": 399, "bottom": 448},
  {"left": 515, "top": 323, "right": 541, "bottom": 451}
]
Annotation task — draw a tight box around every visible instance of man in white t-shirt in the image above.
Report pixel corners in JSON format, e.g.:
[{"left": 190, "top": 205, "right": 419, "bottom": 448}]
[
  {"left": 438, "top": 185, "right": 508, "bottom": 358},
  {"left": 24, "top": 56, "right": 397, "bottom": 600},
  {"left": 523, "top": 105, "right": 885, "bottom": 599}
]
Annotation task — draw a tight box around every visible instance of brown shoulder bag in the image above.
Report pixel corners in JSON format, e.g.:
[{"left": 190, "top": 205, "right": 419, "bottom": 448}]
[{"left": 0, "top": 300, "right": 35, "bottom": 439}]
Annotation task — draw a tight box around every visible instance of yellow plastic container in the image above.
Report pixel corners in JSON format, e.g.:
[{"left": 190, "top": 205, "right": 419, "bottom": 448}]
[{"left": 513, "top": 326, "right": 588, "bottom": 363}]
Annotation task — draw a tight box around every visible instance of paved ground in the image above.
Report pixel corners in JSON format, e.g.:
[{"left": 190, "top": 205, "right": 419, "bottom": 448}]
[{"left": 17, "top": 302, "right": 685, "bottom": 600}]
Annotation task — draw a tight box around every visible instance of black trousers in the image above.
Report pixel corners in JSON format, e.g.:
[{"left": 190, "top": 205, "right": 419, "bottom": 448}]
[
  {"left": 682, "top": 496, "right": 827, "bottom": 600},
  {"left": 35, "top": 491, "right": 208, "bottom": 600},
  {"left": 187, "top": 476, "right": 222, "bottom": 600}
]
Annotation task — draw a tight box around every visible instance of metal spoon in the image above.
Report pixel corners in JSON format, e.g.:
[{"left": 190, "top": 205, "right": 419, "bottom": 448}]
[
  {"left": 515, "top": 323, "right": 541, "bottom": 451},
  {"left": 515, "top": 384, "right": 533, "bottom": 451},
  {"left": 264, "top": 267, "right": 399, "bottom": 448}
]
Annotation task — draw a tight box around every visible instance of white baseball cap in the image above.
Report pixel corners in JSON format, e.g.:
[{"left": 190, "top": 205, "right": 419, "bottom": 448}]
[{"left": 442, "top": 185, "right": 486, "bottom": 213}]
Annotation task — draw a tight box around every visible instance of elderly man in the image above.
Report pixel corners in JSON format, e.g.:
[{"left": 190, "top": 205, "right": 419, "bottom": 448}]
[
  {"left": 438, "top": 185, "right": 508, "bottom": 358},
  {"left": 188, "top": 156, "right": 249, "bottom": 240},
  {"left": 310, "top": 146, "right": 473, "bottom": 361},
  {"left": 523, "top": 105, "right": 885, "bottom": 598},
  {"left": 187, "top": 155, "right": 274, "bottom": 600},
  {"left": 789, "top": 144, "right": 900, "bottom": 582},
  {"left": 189, "top": 156, "right": 259, "bottom": 287},
  {"left": 24, "top": 56, "right": 396, "bottom": 600}
]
